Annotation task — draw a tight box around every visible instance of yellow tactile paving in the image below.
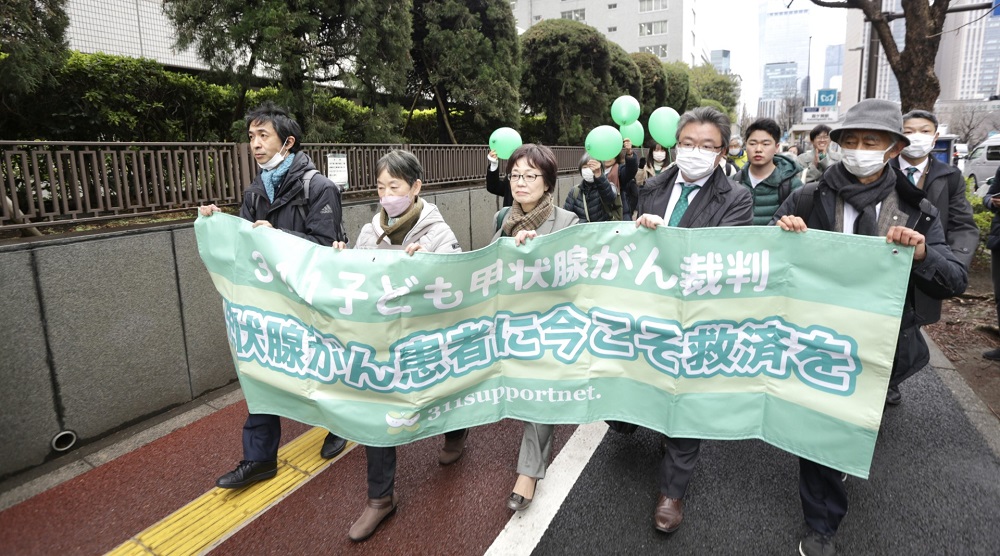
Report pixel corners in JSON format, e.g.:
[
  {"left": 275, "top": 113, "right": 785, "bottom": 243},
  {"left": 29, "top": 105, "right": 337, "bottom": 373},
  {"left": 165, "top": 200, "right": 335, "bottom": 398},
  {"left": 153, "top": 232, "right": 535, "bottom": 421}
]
[{"left": 106, "top": 427, "right": 355, "bottom": 556}]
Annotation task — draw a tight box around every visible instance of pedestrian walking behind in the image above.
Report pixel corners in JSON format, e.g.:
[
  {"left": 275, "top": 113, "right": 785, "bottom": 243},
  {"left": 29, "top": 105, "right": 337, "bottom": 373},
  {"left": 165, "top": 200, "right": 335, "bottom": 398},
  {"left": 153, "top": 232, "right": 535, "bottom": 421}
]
[
  {"left": 773, "top": 99, "right": 968, "bottom": 556},
  {"left": 888, "top": 110, "right": 978, "bottom": 383},
  {"left": 982, "top": 166, "right": 1000, "bottom": 361},
  {"left": 198, "top": 102, "right": 350, "bottom": 491},
  {"left": 631, "top": 107, "right": 753, "bottom": 536},
  {"left": 491, "top": 144, "right": 579, "bottom": 513},
  {"left": 330, "top": 149, "right": 467, "bottom": 541},
  {"left": 733, "top": 117, "right": 804, "bottom": 225},
  {"left": 635, "top": 142, "right": 673, "bottom": 187},
  {"left": 797, "top": 124, "right": 842, "bottom": 182},
  {"left": 486, "top": 149, "right": 513, "bottom": 207},
  {"left": 563, "top": 154, "right": 622, "bottom": 222},
  {"left": 722, "top": 136, "right": 747, "bottom": 178},
  {"left": 602, "top": 138, "right": 640, "bottom": 219}
]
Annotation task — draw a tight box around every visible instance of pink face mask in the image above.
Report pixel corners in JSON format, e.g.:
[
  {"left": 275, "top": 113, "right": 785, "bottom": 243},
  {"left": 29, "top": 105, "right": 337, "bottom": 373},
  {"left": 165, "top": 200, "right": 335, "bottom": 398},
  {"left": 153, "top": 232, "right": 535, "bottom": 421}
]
[{"left": 380, "top": 195, "right": 412, "bottom": 217}]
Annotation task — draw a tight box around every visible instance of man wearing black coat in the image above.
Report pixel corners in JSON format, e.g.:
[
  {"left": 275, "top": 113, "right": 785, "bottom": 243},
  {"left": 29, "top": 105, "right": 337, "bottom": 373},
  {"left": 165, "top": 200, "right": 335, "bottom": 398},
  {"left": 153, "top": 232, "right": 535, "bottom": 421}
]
[
  {"left": 199, "top": 102, "right": 349, "bottom": 489},
  {"left": 773, "top": 99, "right": 968, "bottom": 556}
]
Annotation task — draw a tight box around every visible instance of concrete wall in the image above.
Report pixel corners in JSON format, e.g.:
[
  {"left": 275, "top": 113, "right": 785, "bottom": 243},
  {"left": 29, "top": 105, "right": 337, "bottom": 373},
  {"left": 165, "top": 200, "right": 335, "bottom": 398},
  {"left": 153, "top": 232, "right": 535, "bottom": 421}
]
[{"left": 0, "top": 179, "right": 578, "bottom": 478}]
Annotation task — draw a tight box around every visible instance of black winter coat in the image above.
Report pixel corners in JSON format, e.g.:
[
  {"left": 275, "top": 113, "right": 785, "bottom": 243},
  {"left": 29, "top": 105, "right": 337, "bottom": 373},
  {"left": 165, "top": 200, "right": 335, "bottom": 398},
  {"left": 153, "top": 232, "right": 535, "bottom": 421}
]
[
  {"left": 563, "top": 173, "right": 619, "bottom": 222},
  {"left": 772, "top": 165, "right": 968, "bottom": 386},
  {"left": 486, "top": 164, "right": 513, "bottom": 207},
  {"left": 240, "top": 152, "right": 345, "bottom": 245}
]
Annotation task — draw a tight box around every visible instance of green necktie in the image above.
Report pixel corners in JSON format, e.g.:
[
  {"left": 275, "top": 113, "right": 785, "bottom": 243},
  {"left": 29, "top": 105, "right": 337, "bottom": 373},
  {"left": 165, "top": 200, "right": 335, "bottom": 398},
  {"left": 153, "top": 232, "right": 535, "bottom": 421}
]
[
  {"left": 906, "top": 166, "right": 918, "bottom": 185},
  {"left": 668, "top": 183, "right": 699, "bottom": 226}
]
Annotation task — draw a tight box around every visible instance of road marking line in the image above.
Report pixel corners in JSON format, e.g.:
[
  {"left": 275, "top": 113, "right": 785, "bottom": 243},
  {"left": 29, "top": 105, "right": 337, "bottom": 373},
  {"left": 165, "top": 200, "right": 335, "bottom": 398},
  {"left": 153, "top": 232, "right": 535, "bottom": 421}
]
[
  {"left": 484, "top": 422, "right": 609, "bottom": 556},
  {"left": 105, "top": 427, "right": 355, "bottom": 556}
]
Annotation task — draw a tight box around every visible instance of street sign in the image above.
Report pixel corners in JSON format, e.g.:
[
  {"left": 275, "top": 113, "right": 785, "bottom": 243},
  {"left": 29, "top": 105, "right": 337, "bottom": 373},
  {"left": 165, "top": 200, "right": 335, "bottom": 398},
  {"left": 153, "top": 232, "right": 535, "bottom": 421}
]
[
  {"left": 817, "top": 89, "right": 838, "bottom": 107},
  {"left": 802, "top": 107, "right": 839, "bottom": 123}
]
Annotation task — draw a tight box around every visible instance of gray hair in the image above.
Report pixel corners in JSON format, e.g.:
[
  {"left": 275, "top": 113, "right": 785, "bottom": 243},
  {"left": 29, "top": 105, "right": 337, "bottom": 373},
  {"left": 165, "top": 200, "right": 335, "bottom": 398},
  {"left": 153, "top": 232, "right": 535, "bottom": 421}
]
[
  {"left": 375, "top": 150, "right": 423, "bottom": 185},
  {"left": 676, "top": 106, "right": 731, "bottom": 148}
]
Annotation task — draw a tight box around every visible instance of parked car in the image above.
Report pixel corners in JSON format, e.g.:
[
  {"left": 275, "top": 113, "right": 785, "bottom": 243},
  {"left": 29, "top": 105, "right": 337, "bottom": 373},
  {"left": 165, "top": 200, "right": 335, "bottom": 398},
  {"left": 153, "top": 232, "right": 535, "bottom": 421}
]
[{"left": 963, "top": 135, "right": 1000, "bottom": 189}]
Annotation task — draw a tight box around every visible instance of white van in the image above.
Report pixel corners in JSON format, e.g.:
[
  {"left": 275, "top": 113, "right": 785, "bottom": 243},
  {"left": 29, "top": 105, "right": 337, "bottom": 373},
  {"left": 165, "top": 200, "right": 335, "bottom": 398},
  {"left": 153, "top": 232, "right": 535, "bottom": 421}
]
[{"left": 964, "top": 135, "right": 1000, "bottom": 188}]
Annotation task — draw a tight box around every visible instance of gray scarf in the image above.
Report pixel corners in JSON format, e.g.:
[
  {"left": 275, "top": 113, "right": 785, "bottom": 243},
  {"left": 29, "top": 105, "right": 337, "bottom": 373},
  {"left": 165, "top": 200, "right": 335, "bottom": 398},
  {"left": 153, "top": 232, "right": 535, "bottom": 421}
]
[{"left": 823, "top": 163, "right": 896, "bottom": 236}]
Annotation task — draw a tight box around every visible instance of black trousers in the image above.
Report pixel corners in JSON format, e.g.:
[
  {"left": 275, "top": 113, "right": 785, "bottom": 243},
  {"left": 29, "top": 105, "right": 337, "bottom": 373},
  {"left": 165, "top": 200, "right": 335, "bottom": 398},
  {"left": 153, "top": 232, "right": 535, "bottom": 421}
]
[
  {"left": 993, "top": 249, "right": 1000, "bottom": 328},
  {"left": 799, "top": 458, "right": 848, "bottom": 536},
  {"left": 242, "top": 413, "right": 281, "bottom": 462},
  {"left": 659, "top": 437, "right": 701, "bottom": 499},
  {"left": 365, "top": 429, "right": 467, "bottom": 499}
]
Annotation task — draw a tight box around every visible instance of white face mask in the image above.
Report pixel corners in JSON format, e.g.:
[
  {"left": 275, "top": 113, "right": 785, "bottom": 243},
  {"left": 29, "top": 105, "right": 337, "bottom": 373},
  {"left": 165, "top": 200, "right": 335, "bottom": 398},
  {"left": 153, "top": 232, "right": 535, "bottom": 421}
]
[
  {"left": 728, "top": 148, "right": 742, "bottom": 156},
  {"left": 652, "top": 151, "right": 667, "bottom": 162},
  {"left": 581, "top": 168, "right": 595, "bottom": 182},
  {"left": 841, "top": 146, "right": 892, "bottom": 178},
  {"left": 902, "top": 133, "right": 934, "bottom": 158},
  {"left": 258, "top": 139, "right": 290, "bottom": 170},
  {"left": 675, "top": 147, "right": 720, "bottom": 181}
]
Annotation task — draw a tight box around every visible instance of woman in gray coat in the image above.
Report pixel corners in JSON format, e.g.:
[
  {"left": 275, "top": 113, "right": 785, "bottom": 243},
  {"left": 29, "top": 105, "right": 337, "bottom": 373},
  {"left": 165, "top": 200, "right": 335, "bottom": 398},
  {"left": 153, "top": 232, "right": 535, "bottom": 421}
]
[{"left": 491, "top": 144, "right": 579, "bottom": 511}]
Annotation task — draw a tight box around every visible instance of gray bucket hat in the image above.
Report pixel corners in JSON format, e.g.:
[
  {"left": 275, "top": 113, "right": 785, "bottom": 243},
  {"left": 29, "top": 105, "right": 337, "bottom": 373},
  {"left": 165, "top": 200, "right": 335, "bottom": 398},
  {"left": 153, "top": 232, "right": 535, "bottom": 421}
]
[{"left": 830, "top": 98, "right": 910, "bottom": 147}]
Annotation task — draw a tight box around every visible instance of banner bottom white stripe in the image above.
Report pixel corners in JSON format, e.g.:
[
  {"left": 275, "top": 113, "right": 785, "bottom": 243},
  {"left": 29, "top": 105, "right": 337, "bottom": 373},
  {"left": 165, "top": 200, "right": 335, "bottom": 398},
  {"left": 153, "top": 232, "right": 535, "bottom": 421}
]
[{"left": 484, "top": 422, "right": 609, "bottom": 556}]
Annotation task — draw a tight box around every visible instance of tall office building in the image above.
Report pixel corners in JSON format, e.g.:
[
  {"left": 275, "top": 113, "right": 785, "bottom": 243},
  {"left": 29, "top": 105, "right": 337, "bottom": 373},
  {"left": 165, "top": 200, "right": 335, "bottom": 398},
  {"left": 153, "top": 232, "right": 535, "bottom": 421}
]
[
  {"left": 65, "top": 0, "right": 206, "bottom": 71},
  {"left": 711, "top": 49, "right": 731, "bottom": 74},
  {"left": 510, "top": 0, "right": 705, "bottom": 66},
  {"left": 824, "top": 44, "right": 844, "bottom": 90},
  {"left": 757, "top": 0, "right": 810, "bottom": 118}
]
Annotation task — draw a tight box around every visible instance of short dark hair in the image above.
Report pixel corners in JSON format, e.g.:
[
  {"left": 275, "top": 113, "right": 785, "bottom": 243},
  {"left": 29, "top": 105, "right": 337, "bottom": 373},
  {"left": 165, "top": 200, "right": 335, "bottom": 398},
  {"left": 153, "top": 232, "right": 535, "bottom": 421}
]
[
  {"left": 375, "top": 150, "right": 423, "bottom": 185},
  {"left": 745, "top": 118, "right": 782, "bottom": 143},
  {"left": 506, "top": 144, "right": 558, "bottom": 194},
  {"left": 245, "top": 101, "right": 304, "bottom": 153},
  {"left": 579, "top": 153, "right": 592, "bottom": 170},
  {"left": 809, "top": 124, "right": 832, "bottom": 141},
  {"left": 677, "top": 106, "right": 731, "bottom": 147},
  {"left": 902, "top": 109, "right": 939, "bottom": 130}
]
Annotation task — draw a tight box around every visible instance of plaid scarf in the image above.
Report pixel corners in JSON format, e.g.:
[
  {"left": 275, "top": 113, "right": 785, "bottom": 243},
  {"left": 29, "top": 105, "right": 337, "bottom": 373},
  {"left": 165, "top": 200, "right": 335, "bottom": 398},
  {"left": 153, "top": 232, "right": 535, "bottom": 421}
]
[{"left": 503, "top": 193, "right": 554, "bottom": 236}]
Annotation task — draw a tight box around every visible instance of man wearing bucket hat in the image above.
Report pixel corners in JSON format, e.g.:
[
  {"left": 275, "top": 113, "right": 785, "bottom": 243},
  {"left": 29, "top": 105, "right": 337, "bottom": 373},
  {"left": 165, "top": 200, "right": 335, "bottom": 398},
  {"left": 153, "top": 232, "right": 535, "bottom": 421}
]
[{"left": 771, "top": 99, "right": 968, "bottom": 556}]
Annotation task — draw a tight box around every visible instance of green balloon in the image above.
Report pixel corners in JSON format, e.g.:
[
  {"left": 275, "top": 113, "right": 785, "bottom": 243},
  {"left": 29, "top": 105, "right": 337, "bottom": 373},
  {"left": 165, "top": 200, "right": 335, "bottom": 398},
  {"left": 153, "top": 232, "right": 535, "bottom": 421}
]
[
  {"left": 611, "top": 95, "right": 641, "bottom": 126},
  {"left": 489, "top": 127, "right": 522, "bottom": 159},
  {"left": 649, "top": 106, "right": 681, "bottom": 149},
  {"left": 649, "top": 107, "right": 680, "bottom": 148},
  {"left": 619, "top": 121, "right": 645, "bottom": 147},
  {"left": 585, "top": 125, "right": 624, "bottom": 161}
]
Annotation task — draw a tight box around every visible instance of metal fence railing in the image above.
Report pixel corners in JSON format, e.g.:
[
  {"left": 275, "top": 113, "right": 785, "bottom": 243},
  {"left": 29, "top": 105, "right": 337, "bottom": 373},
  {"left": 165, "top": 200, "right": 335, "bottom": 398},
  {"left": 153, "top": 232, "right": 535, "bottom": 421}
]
[{"left": 0, "top": 141, "right": 585, "bottom": 230}]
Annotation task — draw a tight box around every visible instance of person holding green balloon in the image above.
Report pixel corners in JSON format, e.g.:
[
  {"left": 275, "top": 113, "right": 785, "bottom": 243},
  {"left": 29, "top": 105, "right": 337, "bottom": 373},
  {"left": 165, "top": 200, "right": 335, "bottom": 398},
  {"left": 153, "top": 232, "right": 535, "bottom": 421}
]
[
  {"left": 486, "top": 127, "right": 524, "bottom": 207},
  {"left": 629, "top": 106, "right": 754, "bottom": 535},
  {"left": 563, "top": 154, "right": 622, "bottom": 222}
]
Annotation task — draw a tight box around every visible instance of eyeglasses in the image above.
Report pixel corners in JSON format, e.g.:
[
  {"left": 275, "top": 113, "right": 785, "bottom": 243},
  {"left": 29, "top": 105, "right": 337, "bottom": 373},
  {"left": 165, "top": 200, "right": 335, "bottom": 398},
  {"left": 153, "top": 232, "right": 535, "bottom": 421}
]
[
  {"left": 677, "top": 143, "right": 723, "bottom": 156},
  {"left": 510, "top": 173, "right": 540, "bottom": 184}
]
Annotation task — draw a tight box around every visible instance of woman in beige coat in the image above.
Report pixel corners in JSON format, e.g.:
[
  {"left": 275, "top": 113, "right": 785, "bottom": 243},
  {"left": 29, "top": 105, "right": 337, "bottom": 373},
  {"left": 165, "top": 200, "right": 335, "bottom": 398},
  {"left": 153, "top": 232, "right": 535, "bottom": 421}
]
[
  {"left": 491, "top": 144, "right": 579, "bottom": 511},
  {"left": 334, "top": 150, "right": 468, "bottom": 542}
]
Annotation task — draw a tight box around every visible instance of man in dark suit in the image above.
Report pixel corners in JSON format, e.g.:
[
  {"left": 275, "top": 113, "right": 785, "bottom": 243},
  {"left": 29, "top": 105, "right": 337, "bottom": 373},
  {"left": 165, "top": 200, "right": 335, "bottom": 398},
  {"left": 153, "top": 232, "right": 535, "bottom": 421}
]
[
  {"left": 633, "top": 106, "right": 754, "bottom": 536},
  {"left": 887, "top": 110, "right": 978, "bottom": 399}
]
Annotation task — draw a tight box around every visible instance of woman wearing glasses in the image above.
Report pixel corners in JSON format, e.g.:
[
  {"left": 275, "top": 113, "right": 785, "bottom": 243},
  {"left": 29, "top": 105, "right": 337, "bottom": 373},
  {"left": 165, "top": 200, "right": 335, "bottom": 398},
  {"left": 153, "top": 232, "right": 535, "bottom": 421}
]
[{"left": 490, "top": 144, "right": 579, "bottom": 511}]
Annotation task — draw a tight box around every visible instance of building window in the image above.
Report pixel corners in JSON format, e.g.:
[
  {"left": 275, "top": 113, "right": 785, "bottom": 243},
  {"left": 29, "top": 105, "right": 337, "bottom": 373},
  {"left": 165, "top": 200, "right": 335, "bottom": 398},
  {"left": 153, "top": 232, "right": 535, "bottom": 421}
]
[
  {"left": 640, "top": 44, "right": 669, "bottom": 58},
  {"left": 639, "top": 0, "right": 669, "bottom": 13},
  {"left": 608, "top": 26, "right": 617, "bottom": 32},
  {"left": 639, "top": 20, "right": 669, "bottom": 36},
  {"left": 608, "top": 3, "right": 618, "bottom": 8},
  {"left": 533, "top": 15, "right": 542, "bottom": 21},
  {"left": 561, "top": 9, "right": 585, "bottom": 21}
]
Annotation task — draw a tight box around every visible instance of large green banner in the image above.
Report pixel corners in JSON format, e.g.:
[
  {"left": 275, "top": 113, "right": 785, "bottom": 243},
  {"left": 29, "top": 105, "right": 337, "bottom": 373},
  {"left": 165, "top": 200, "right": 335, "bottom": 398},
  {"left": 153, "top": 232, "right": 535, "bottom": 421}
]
[{"left": 196, "top": 213, "right": 912, "bottom": 478}]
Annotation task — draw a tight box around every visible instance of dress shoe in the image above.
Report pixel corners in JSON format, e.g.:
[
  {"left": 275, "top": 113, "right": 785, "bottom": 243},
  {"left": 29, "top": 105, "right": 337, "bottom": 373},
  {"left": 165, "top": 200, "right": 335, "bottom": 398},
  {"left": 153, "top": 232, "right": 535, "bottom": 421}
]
[
  {"left": 348, "top": 494, "right": 398, "bottom": 541},
  {"left": 885, "top": 385, "right": 902, "bottom": 406},
  {"left": 653, "top": 494, "right": 684, "bottom": 533},
  {"left": 984, "top": 347, "right": 1000, "bottom": 361},
  {"left": 320, "top": 432, "right": 347, "bottom": 459},
  {"left": 506, "top": 491, "right": 532, "bottom": 511},
  {"left": 215, "top": 460, "right": 277, "bottom": 489},
  {"left": 438, "top": 429, "right": 469, "bottom": 465}
]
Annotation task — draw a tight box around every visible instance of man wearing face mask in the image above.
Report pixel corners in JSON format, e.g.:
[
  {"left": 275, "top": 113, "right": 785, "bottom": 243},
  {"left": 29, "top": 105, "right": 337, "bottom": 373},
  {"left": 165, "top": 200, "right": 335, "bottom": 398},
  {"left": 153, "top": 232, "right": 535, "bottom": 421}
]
[
  {"left": 888, "top": 110, "right": 978, "bottom": 375},
  {"left": 200, "top": 102, "right": 350, "bottom": 489},
  {"left": 772, "top": 99, "right": 967, "bottom": 556},
  {"left": 633, "top": 106, "right": 753, "bottom": 536}
]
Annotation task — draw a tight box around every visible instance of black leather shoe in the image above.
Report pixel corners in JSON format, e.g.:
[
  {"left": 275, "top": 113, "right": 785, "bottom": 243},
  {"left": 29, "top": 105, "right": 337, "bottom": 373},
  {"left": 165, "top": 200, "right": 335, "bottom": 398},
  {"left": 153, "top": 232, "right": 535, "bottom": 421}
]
[
  {"left": 321, "top": 432, "right": 347, "bottom": 459},
  {"left": 506, "top": 492, "right": 532, "bottom": 511},
  {"left": 885, "top": 385, "right": 902, "bottom": 406},
  {"left": 216, "top": 460, "right": 277, "bottom": 489}
]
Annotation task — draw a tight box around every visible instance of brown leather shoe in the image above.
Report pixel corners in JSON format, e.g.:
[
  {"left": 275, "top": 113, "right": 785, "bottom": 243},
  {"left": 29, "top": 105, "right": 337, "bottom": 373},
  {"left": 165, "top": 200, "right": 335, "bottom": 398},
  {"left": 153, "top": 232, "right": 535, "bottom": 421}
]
[
  {"left": 654, "top": 494, "right": 684, "bottom": 533},
  {"left": 438, "top": 429, "right": 469, "bottom": 465},
  {"left": 348, "top": 494, "right": 398, "bottom": 542}
]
